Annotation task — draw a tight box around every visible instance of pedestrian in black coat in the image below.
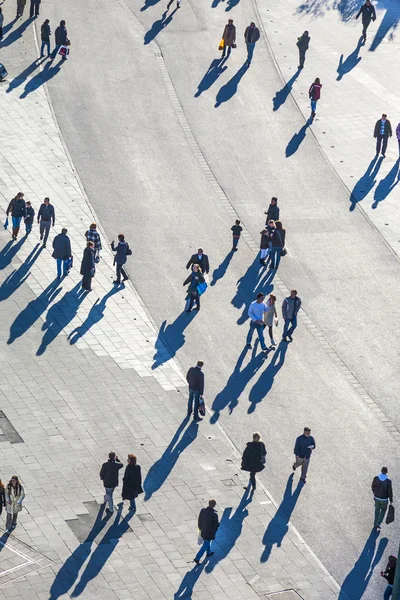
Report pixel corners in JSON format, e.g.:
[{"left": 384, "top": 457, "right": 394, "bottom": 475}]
[
  {"left": 29, "top": 0, "right": 40, "bottom": 18},
  {"left": 0, "top": 479, "right": 5, "bottom": 516},
  {"left": 297, "top": 31, "right": 310, "bottom": 69},
  {"left": 6, "top": 192, "right": 26, "bottom": 240},
  {"left": 356, "top": 0, "right": 376, "bottom": 41},
  {"left": 183, "top": 265, "right": 205, "bottom": 313},
  {"left": 52, "top": 228, "right": 72, "bottom": 278},
  {"left": 80, "top": 241, "right": 95, "bottom": 291},
  {"left": 241, "top": 432, "right": 267, "bottom": 492},
  {"left": 52, "top": 20, "right": 68, "bottom": 60},
  {"left": 100, "top": 452, "right": 123, "bottom": 513},
  {"left": 265, "top": 197, "right": 280, "bottom": 224},
  {"left": 111, "top": 234, "right": 131, "bottom": 285},
  {"left": 122, "top": 454, "right": 143, "bottom": 512},
  {"left": 374, "top": 114, "right": 392, "bottom": 158},
  {"left": 194, "top": 500, "right": 219, "bottom": 564},
  {"left": 186, "top": 248, "right": 210, "bottom": 274}
]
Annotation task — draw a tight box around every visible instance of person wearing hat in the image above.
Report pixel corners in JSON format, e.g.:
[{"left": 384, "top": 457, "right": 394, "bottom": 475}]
[{"left": 297, "top": 31, "right": 310, "bottom": 69}]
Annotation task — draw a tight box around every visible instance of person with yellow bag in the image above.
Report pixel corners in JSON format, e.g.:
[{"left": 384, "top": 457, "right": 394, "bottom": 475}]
[{"left": 220, "top": 19, "right": 236, "bottom": 60}]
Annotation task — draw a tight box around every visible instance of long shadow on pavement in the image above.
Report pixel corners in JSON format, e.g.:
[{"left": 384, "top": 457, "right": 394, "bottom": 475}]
[
  {"left": 195, "top": 58, "right": 228, "bottom": 97},
  {"left": 248, "top": 341, "right": 288, "bottom": 414},
  {"left": 215, "top": 63, "right": 249, "bottom": 107},
  {"left": 369, "top": 4, "right": 400, "bottom": 52},
  {"left": 1, "top": 17, "right": 19, "bottom": 37},
  {"left": 0, "top": 237, "right": 27, "bottom": 270},
  {"left": 48, "top": 505, "right": 112, "bottom": 600},
  {"left": 210, "top": 249, "right": 234, "bottom": 286},
  {"left": 337, "top": 38, "right": 362, "bottom": 80},
  {"left": 231, "top": 257, "right": 271, "bottom": 325},
  {"left": 143, "top": 417, "right": 198, "bottom": 501},
  {"left": 225, "top": 0, "right": 241, "bottom": 11},
  {"left": 68, "top": 287, "right": 121, "bottom": 345},
  {"left": 0, "top": 17, "right": 32, "bottom": 48},
  {"left": 372, "top": 159, "right": 400, "bottom": 208},
  {"left": 174, "top": 561, "right": 208, "bottom": 598},
  {"left": 141, "top": 0, "right": 162, "bottom": 10},
  {"left": 261, "top": 474, "right": 303, "bottom": 563},
  {"left": 20, "top": 58, "right": 62, "bottom": 99},
  {"left": 0, "top": 244, "right": 43, "bottom": 302},
  {"left": 349, "top": 156, "right": 384, "bottom": 211},
  {"left": 338, "top": 529, "right": 388, "bottom": 599},
  {"left": 285, "top": 120, "right": 311, "bottom": 157},
  {"left": 273, "top": 69, "right": 300, "bottom": 111},
  {"left": 152, "top": 310, "right": 195, "bottom": 368},
  {"left": 6, "top": 58, "right": 44, "bottom": 94},
  {"left": 144, "top": 8, "right": 178, "bottom": 44}
]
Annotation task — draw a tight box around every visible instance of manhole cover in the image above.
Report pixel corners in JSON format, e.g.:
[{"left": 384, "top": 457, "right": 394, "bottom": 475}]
[
  {"left": 221, "top": 479, "right": 236, "bottom": 487},
  {"left": 259, "top": 591, "right": 303, "bottom": 600},
  {"left": 137, "top": 513, "right": 155, "bottom": 522}
]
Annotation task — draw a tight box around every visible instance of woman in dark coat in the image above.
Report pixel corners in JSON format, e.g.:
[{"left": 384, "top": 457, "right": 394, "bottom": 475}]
[
  {"left": 269, "top": 220, "right": 286, "bottom": 271},
  {"left": 122, "top": 454, "right": 143, "bottom": 512},
  {"left": 183, "top": 264, "right": 205, "bottom": 313},
  {"left": 80, "top": 241, "right": 95, "bottom": 291},
  {"left": 241, "top": 432, "right": 267, "bottom": 493}
]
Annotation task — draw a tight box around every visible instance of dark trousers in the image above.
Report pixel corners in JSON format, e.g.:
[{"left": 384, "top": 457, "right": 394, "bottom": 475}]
[
  {"left": 82, "top": 274, "right": 92, "bottom": 291},
  {"left": 298, "top": 49, "right": 306, "bottom": 68},
  {"left": 188, "top": 389, "right": 200, "bottom": 418},
  {"left": 362, "top": 20, "right": 371, "bottom": 38},
  {"left": 232, "top": 236, "right": 240, "bottom": 248},
  {"left": 187, "top": 294, "right": 200, "bottom": 312},
  {"left": 116, "top": 263, "right": 128, "bottom": 283},
  {"left": 30, "top": 1, "right": 40, "bottom": 17},
  {"left": 376, "top": 134, "right": 389, "bottom": 156},
  {"left": 39, "top": 220, "right": 51, "bottom": 245},
  {"left": 249, "top": 471, "right": 256, "bottom": 489}
]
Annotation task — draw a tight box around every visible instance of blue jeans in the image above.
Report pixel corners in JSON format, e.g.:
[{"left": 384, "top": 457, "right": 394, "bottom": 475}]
[
  {"left": 270, "top": 247, "right": 281, "bottom": 269},
  {"left": 129, "top": 498, "right": 136, "bottom": 511},
  {"left": 232, "top": 236, "right": 239, "bottom": 248},
  {"left": 12, "top": 216, "right": 22, "bottom": 228},
  {"left": 56, "top": 258, "right": 68, "bottom": 278},
  {"left": 311, "top": 99, "right": 317, "bottom": 113},
  {"left": 246, "top": 321, "right": 266, "bottom": 350},
  {"left": 25, "top": 222, "right": 32, "bottom": 234},
  {"left": 384, "top": 585, "right": 393, "bottom": 600},
  {"left": 283, "top": 316, "right": 297, "bottom": 339},
  {"left": 188, "top": 389, "right": 200, "bottom": 418},
  {"left": 246, "top": 42, "right": 255, "bottom": 63},
  {"left": 40, "top": 40, "right": 50, "bottom": 56},
  {"left": 195, "top": 539, "right": 211, "bottom": 562}
]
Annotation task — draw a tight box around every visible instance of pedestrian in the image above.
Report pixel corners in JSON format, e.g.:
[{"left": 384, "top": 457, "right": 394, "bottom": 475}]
[
  {"left": 293, "top": 427, "right": 316, "bottom": 482},
  {"left": 194, "top": 499, "right": 219, "bottom": 564},
  {"left": 265, "top": 197, "right": 280, "bottom": 224},
  {"left": 80, "top": 241, "right": 95, "bottom": 292},
  {"left": 52, "top": 20, "right": 68, "bottom": 61},
  {"left": 259, "top": 224, "right": 272, "bottom": 265},
  {"left": 52, "top": 228, "right": 71, "bottom": 279},
  {"left": 24, "top": 201, "right": 35, "bottom": 235},
  {"left": 246, "top": 292, "right": 269, "bottom": 352},
  {"left": 5, "top": 475, "right": 25, "bottom": 533},
  {"left": 100, "top": 452, "right": 123, "bottom": 514},
  {"left": 241, "top": 432, "right": 267, "bottom": 493},
  {"left": 6, "top": 192, "right": 26, "bottom": 240},
  {"left": 374, "top": 114, "right": 392, "bottom": 158},
  {"left": 29, "top": 0, "right": 40, "bottom": 18},
  {"left": 221, "top": 19, "right": 236, "bottom": 60},
  {"left": 111, "top": 234, "right": 131, "bottom": 285},
  {"left": 244, "top": 22, "right": 260, "bottom": 66},
  {"left": 372, "top": 467, "right": 393, "bottom": 531},
  {"left": 282, "top": 289, "right": 301, "bottom": 342},
  {"left": 183, "top": 264, "right": 205, "bottom": 313},
  {"left": 186, "top": 360, "right": 204, "bottom": 422},
  {"left": 16, "top": 0, "right": 27, "bottom": 18},
  {"left": 269, "top": 220, "right": 286, "bottom": 270},
  {"left": 0, "top": 8, "right": 4, "bottom": 41},
  {"left": 263, "top": 293, "right": 278, "bottom": 346},
  {"left": 356, "top": 0, "right": 376, "bottom": 42},
  {"left": 396, "top": 121, "right": 400, "bottom": 156},
  {"left": 309, "top": 77, "right": 322, "bottom": 119},
  {"left": 186, "top": 248, "right": 210, "bottom": 275},
  {"left": 381, "top": 555, "right": 397, "bottom": 600},
  {"left": 0, "top": 479, "right": 5, "bottom": 518},
  {"left": 37, "top": 197, "right": 55, "bottom": 247},
  {"left": 122, "top": 454, "right": 143, "bottom": 513},
  {"left": 85, "top": 223, "right": 102, "bottom": 262},
  {"left": 297, "top": 30, "right": 310, "bottom": 69},
  {"left": 231, "top": 219, "right": 243, "bottom": 251},
  {"left": 40, "top": 19, "right": 51, "bottom": 58}
]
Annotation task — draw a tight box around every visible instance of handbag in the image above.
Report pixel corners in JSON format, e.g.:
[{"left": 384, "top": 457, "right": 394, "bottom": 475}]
[
  {"left": 58, "top": 45, "right": 69, "bottom": 57},
  {"left": 281, "top": 247, "right": 287, "bottom": 256},
  {"left": 218, "top": 38, "right": 225, "bottom": 51},
  {"left": 4, "top": 217, "right": 8, "bottom": 230},
  {"left": 232, "top": 43, "right": 237, "bottom": 49},
  {"left": 386, "top": 504, "right": 395, "bottom": 524},
  {"left": 197, "top": 281, "right": 207, "bottom": 296},
  {"left": 199, "top": 396, "right": 206, "bottom": 417}
]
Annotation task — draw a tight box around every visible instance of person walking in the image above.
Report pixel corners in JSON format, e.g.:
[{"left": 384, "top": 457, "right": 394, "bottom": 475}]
[
  {"left": 0, "top": 479, "right": 5, "bottom": 519},
  {"left": 29, "top": 0, "right": 40, "bottom": 18},
  {"left": 259, "top": 225, "right": 272, "bottom": 265},
  {"left": 372, "top": 467, "right": 393, "bottom": 531},
  {"left": 122, "top": 454, "right": 143, "bottom": 513},
  {"left": 374, "top": 114, "right": 392, "bottom": 158},
  {"left": 194, "top": 500, "right": 219, "bottom": 564},
  {"left": 381, "top": 555, "right": 397, "bottom": 600},
  {"left": 265, "top": 197, "right": 280, "bottom": 224},
  {"left": 244, "top": 22, "right": 260, "bottom": 66},
  {"left": 52, "top": 20, "right": 68, "bottom": 60},
  {"left": 111, "top": 234, "right": 131, "bottom": 285},
  {"left": 293, "top": 427, "right": 316, "bottom": 482},
  {"left": 356, "top": 0, "right": 376, "bottom": 42},
  {"left": 52, "top": 228, "right": 71, "bottom": 279},
  {"left": 186, "top": 248, "right": 209, "bottom": 275},
  {"left": 282, "top": 289, "right": 301, "bottom": 342},
  {"left": 297, "top": 30, "right": 310, "bottom": 69},
  {"left": 37, "top": 197, "right": 55, "bottom": 247},
  {"left": 231, "top": 219, "right": 243, "bottom": 251},
  {"left": 263, "top": 293, "right": 278, "bottom": 346},
  {"left": 80, "top": 241, "right": 95, "bottom": 291},
  {"left": 396, "top": 122, "right": 400, "bottom": 156},
  {"left": 24, "top": 201, "right": 35, "bottom": 235},
  {"left": 16, "top": 0, "right": 27, "bottom": 18},
  {"left": 100, "top": 452, "right": 123, "bottom": 513},
  {"left": 85, "top": 223, "right": 102, "bottom": 263},
  {"left": 309, "top": 78, "right": 322, "bottom": 119},
  {"left": 246, "top": 292, "right": 269, "bottom": 352},
  {"left": 241, "top": 432, "right": 267, "bottom": 493},
  {"left": 40, "top": 19, "right": 51, "bottom": 57},
  {"left": 221, "top": 19, "right": 236, "bottom": 60},
  {"left": 186, "top": 361, "right": 204, "bottom": 421},
  {"left": 6, "top": 192, "right": 26, "bottom": 240},
  {"left": 0, "top": 8, "right": 4, "bottom": 41},
  {"left": 183, "top": 264, "right": 205, "bottom": 313},
  {"left": 269, "top": 220, "right": 286, "bottom": 270},
  {"left": 5, "top": 476, "right": 25, "bottom": 533}
]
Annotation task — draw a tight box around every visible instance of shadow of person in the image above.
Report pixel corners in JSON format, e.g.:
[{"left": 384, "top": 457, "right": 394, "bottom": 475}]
[
  {"left": 48, "top": 505, "right": 112, "bottom": 600},
  {"left": 141, "top": 0, "right": 162, "bottom": 11},
  {"left": 152, "top": 311, "right": 195, "bottom": 369},
  {"left": 68, "top": 287, "right": 121, "bottom": 345},
  {"left": 6, "top": 58, "right": 44, "bottom": 93},
  {"left": 0, "top": 17, "right": 31, "bottom": 48},
  {"left": 248, "top": 341, "right": 288, "bottom": 414},
  {"left": 36, "top": 283, "right": 88, "bottom": 356},
  {"left": 231, "top": 257, "right": 266, "bottom": 325},
  {"left": 1, "top": 17, "right": 18, "bottom": 38},
  {"left": 226, "top": 0, "right": 240, "bottom": 11},
  {"left": 261, "top": 474, "right": 303, "bottom": 563},
  {"left": 0, "top": 244, "right": 43, "bottom": 302},
  {"left": 337, "top": 38, "right": 363, "bottom": 80},
  {"left": 273, "top": 69, "right": 300, "bottom": 111},
  {"left": 369, "top": 5, "right": 400, "bottom": 52},
  {"left": 210, "top": 249, "right": 234, "bottom": 286},
  {"left": 215, "top": 63, "right": 249, "bottom": 107},
  {"left": 338, "top": 530, "right": 388, "bottom": 599},
  {"left": 144, "top": 8, "right": 178, "bottom": 44},
  {"left": 349, "top": 156, "right": 384, "bottom": 211},
  {"left": 71, "top": 505, "right": 134, "bottom": 598},
  {"left": 195, "top": 58, "right": 228, "bottom": 97},
  {"left": 143, "top": 418, "right": 198, "bottom": 500},
  {"left": 0, "top": 237, "right": 27, "bottom": 270},
  {"left": 174, "top": 561, "right": 207, "bottom": 598},
  {"left": 20, "top": 59, "right": 62, "bottom": 99},
  {"left": 285, "top": 120, "right": 311, "bottom": 157},
  {"left": 372, "top": 159, "right": 400, "bottom": 208},
  {"left": 211, "top": 0, "right": 223, "bottom": 6},
  {"left": 210, "top": 347, "right": 264, "bottom": 424}
]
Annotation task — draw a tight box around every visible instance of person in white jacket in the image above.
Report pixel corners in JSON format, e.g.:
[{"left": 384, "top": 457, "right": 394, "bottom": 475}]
[{"left": 5, "top": 476, "right": 25, "bottom": 533}]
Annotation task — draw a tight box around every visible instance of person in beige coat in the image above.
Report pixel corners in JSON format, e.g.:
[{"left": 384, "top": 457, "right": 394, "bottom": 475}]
[
  {"left": 16, "top": 0, "right": 27, "bottom": 18},
  {"left": 221, "top": 19, "right": 236, "bottom": 60},
  {"left": 5, "top": 476, "right": 25, "bottom": 533}
]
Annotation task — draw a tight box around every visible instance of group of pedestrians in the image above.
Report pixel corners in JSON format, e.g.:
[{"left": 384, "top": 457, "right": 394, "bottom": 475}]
[
  {"left": 259, "top": 197, "right": 286, "bottom": 270},
  {"left": 219, "top": 19, "right": 260, "bottom": 67},
  {"left": 100, "top": 452, "right": 143, "bottom": 513}
]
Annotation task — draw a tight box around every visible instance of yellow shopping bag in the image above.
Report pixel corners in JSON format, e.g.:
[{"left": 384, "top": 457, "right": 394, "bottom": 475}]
[{"left": 218, "top": 38, "right": 225, "bottom": 51}]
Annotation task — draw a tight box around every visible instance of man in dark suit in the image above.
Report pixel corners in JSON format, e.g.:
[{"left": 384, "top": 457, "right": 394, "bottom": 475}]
[
  {"left": 186, "top": 248, "right": 210, "bottom": 274},
  {"left": 374, "top": 114, "right": 392, "bottom": 158},
  {"left": 186, "top": 361, "right": 204, "bottom": 421}
]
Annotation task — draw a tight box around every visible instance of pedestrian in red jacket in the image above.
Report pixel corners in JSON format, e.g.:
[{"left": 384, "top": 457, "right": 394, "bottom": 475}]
[{"left": 309, "top": 78, "right": 322, "bottom": 119}]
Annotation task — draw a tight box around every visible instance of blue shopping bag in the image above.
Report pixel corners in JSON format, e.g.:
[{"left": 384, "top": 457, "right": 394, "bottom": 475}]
[
  {"left": 4, "top": 217, "right": 8, "bottom": 229},
  {"left": 197, "top": 281, "right": 207, "bottom": 296}
]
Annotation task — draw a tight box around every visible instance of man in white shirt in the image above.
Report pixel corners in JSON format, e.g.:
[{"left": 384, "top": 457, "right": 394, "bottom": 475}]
[{"left": 246, "top": 293, "right": 269, "bottom": 352}]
